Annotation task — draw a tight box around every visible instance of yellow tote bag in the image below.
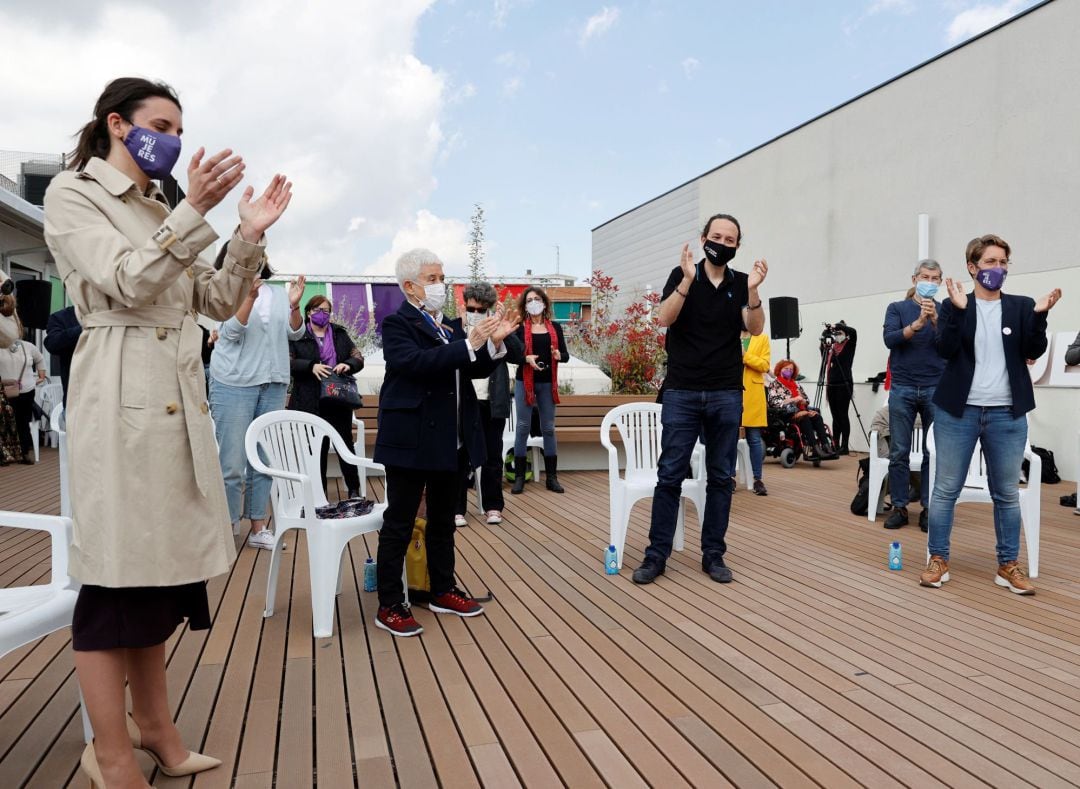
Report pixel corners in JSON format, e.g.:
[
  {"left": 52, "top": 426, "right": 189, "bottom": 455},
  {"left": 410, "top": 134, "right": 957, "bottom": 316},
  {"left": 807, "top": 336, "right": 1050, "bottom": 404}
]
[{"left": 405, "top": 516, "right": 430, "bottom": 593}]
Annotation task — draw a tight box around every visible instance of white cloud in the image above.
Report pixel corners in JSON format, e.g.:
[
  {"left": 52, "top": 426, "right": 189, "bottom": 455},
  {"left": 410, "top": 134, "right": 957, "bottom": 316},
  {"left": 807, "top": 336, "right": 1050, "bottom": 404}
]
[
  {"left": 364, "top": 209, "right": 470, "bottom": 275},
  {"left": 580, "top": 6, "right": 620, "bottom": 46},
  {"left": 681, "top": 57, "right": 700, "bottom": 79},
  {"left": 494, "top": 50, "right": 529, "bottom": 70},
  {"left": 491, "top": 0, "right": 532, "bottom": 29},
  {"left": 843, "top": 0, "right": 915, "bottom": 35},
  {"left": 946, "top": 0, "right": 1025, "bottom": 44},
  {"left": 0, "top": 1, "right": 454, "bottom": 276},
  {"left": 502, "top": 77, "right": 523, "bottom": 97}
]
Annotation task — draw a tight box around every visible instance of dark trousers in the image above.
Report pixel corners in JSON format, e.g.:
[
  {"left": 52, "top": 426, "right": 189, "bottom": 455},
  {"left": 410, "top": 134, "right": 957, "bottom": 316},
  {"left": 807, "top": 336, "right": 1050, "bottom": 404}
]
[
  {"left": 457, "top": 400, "right": 506, "bottom": 514},
  {"left": 318, "top": 403, "right": 361, "bottom": 495},
  {"left": 377, "top": 461, "right": 460, "bottom": 608},
  {"left": 12, "top": 391, "right": 35, "bottom": 456},
  {"left": 826, "top": 385, "right": 851, "bottom": 450},
  {"left": 795, "top": 411, "right": 829, "bottom": 446},
  {"left": 646, "top": 389, "right": 741, "bottom": 565}
]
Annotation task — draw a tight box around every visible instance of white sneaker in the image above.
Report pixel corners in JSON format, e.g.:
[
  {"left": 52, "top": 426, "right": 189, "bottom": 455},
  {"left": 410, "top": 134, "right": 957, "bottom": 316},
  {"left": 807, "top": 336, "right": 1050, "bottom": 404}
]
[
  {"left": 247, "top": 529, "right": 276, "bottom": 550},
  {"left": 485, "top": 510, "right": 503, "bottom": 524},
  {"left": 454, "top": 514, "right": 468, "bottom": 527}
]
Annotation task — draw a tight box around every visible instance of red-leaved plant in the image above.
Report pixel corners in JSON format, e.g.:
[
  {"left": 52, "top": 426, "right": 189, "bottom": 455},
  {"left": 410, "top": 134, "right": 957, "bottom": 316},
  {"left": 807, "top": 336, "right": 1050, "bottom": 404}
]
[{"left": 564, "top": 269, "right": 666, "bottom": 395}]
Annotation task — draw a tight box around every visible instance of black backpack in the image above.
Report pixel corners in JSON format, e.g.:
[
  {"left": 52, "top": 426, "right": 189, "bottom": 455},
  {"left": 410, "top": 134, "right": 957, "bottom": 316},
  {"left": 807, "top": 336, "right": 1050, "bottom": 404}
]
[
  {"left": 850, "top": 457, "right": 871, "bottom": 516},
  {"left": 1023, "top": 445, "right": 1061, "bottom": 484}
]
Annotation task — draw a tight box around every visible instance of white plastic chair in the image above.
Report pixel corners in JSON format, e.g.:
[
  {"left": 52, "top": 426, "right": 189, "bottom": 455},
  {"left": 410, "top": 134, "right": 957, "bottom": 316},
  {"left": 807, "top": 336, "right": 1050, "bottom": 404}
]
[
  {"left": 0, "top": 511, "right": 92, "bottom": 742},
  {"left": 925, "top": 426, "right": 1041, "bottom": 577},
  {"left": 734, "top": 438, "right": 752, "bottom": 491},
  {"left": 348, "top": 416, "right": 385, "bottom": 499},
  {"left": 867, "top": 427, "right": 924, "bottom": 522},
  {"left": 246, "top": 410, "right": 396, "bottom": 638},
  {"left": 503, "top": 395, "right": 544, "bottom": 483},
  {"left": 37, "top": 382, "right": 62, "bottom": 449},
  {"left": 51, "top": 405, "right": 70, "bottom": 518},
  {"left": 600, "top": 403, "right": 706, "bottom": 569}
]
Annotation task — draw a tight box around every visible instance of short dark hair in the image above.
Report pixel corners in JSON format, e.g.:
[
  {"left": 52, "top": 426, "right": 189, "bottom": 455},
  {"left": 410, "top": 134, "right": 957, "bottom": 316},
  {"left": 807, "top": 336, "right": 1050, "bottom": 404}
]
[
  {"left": 304, "top": 295, "right": 331, "bottom": 315},
  {"left": 517, "top": 287, "right": 551, "bottom": 321},
  {"left": 701, "top": 213, "right": 742, "bottom": 244},
  {"left": 70, "top": 77, "right": 182, "bottom": 171},
  {"left": 463, "top": 282, "right": 498, "bottom": 308},
  {"left": 966, "top": 234, "right": 1011, "bottom": 266}
]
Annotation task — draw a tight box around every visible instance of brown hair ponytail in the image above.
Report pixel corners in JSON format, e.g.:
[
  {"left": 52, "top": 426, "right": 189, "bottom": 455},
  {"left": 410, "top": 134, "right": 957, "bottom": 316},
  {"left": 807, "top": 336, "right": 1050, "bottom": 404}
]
[{"left": 69, "top": 77, "right": 182, "bottom": 171}]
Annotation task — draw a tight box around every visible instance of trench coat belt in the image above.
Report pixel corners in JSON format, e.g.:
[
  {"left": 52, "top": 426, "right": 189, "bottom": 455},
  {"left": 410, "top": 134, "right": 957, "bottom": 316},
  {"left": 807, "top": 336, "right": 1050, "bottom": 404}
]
[{"left": 81, "top": 306, "right": 214, "bottom": 496}]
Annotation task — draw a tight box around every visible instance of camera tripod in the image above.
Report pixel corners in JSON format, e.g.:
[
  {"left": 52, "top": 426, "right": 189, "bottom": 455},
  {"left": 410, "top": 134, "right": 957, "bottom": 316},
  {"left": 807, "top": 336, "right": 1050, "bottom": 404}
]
[{"left": 812, "top": 341, "right": 869, "bottom": 448}]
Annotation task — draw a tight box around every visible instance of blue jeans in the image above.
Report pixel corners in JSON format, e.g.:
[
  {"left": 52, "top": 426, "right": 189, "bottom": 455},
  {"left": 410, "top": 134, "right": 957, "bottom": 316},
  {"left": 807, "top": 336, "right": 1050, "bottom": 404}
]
[
  {"left": 514, "top": 380, "right": 557, "bottom": 456},
  {"left": 209, "top": 379, "right": 288, "bottom": 524},
  {"left": 928, "top": 405, "right": 1027, "bottom": 564},
  {"left": 888, "top": 384, "right": 935, "bottom": 508},
  {"left": 744, "top": 426, "right": 764, "bottom": 481},
  {"left": 646, "top": 389, "right": 742, "bottom": 565}
]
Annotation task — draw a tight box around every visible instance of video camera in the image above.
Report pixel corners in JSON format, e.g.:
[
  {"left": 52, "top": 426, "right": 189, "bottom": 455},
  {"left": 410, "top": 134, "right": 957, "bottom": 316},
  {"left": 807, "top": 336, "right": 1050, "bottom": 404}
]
[{"left": 820, "top": 320, "right": 848, "bottom": 345}]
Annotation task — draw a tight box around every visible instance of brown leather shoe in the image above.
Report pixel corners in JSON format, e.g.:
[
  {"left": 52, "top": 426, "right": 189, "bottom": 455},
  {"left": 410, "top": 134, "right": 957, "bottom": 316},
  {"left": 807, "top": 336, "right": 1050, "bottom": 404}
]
[
  {"left": 920, "top": 555, "right": 950, "bottom": 588},
  {"left": 995, "top": 561, "right": 1035, "bottom": 595}
]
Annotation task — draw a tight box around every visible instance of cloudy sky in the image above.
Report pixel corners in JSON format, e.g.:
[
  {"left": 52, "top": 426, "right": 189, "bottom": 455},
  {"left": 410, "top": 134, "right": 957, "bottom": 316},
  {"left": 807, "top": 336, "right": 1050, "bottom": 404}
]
[{"left": 0, "top": 0, "right": 1040, "bottom": 280}]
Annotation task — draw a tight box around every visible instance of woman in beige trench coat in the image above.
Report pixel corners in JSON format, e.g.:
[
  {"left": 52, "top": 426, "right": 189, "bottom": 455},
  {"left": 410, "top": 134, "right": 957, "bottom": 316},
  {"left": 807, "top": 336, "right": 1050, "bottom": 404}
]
[{"left": 43, "top": 77, "right": 293, "bottom": 789}]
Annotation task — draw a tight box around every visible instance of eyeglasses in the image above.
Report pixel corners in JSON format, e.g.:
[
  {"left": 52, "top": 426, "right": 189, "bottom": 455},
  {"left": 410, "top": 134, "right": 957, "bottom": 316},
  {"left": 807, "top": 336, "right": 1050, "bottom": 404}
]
[
  {"left": 311, "top": 308, "right": 330, "bottom": 315},
  {"left": 465, "top": 306, "right": 488, "bottom": 314}
]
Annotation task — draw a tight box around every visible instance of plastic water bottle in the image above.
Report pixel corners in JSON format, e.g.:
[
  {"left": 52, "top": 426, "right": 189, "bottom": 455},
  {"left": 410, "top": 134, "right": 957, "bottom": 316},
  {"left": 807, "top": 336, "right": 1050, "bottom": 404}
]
[
  {"left": 605, "top": 545, "right": 619, "bottom": 575},
  {"left": 363, "top": 557, "right": 378, "bottom": 591},
  {"left": 888, "top": 541, "right": 902, "bottom": 571}
]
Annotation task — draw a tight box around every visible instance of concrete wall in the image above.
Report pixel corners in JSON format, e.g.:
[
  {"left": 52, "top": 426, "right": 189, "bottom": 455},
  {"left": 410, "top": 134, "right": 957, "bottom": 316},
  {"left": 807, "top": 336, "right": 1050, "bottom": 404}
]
[{"left": 591, "top": 0, "right": 1080, "bottom": 480}]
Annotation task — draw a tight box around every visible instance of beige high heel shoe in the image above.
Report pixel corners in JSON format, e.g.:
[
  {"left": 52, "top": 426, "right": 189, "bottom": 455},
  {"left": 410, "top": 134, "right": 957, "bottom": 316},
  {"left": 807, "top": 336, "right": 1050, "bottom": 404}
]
[
  {"left": 126, "top": 714, "right": 221, "bottom": 777},
  {"left": 81, "top": 743, "right": 105, "bottom": 788},
  {"left": 80, "top": 742, "right": 155, "bottom": 788}
]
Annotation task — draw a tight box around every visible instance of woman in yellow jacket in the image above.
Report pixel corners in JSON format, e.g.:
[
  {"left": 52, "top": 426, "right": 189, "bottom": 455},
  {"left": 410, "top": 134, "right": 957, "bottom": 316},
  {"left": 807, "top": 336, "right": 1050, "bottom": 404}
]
[{"left": 741, "top": 330, "right": 771, "bottom": 495}]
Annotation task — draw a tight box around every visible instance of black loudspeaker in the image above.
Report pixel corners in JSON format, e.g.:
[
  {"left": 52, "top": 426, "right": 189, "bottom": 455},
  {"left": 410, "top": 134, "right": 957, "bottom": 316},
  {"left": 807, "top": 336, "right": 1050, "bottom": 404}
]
[
  {"left": 769, "top": 296, "right": 800, "bottom": 340},
  {"left": 14, "top": 279, "right": 53, "bottom": 330}
]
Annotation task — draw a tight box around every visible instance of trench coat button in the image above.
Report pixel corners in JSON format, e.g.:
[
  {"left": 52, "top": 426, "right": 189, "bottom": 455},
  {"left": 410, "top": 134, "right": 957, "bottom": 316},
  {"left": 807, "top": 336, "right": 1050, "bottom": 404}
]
[
  {"left": 156, "top": 327, "right": 168, "bottom": 340},
  {"left": 200, "top": 402, "right": 209, "bottom": 414},
  {"left": 166, "top": 402, "right": 179, "bottom": 414},
  {"left": 186, "top": 267, "right": 195, "bottom": 279}
]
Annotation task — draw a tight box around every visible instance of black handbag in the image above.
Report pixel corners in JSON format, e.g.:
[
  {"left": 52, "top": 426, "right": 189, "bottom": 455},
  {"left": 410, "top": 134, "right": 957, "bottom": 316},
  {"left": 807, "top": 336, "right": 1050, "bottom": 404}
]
[{"left": 319, "top": 372, "right": 361, "bottom": 408}]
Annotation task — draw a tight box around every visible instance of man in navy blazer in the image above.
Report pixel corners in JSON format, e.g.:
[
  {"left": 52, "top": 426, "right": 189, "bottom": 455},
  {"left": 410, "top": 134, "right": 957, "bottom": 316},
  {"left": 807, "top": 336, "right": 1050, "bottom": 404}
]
[
  {"left": 920, "top": 234, "right": 1061, "bottom": 595},
  {"left": 373, "top": 248, "right": 518, "bottom": 636}
]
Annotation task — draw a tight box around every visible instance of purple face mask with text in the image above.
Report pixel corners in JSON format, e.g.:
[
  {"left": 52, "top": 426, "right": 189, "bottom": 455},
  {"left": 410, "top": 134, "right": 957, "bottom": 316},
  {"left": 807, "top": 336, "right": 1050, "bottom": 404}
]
[{"left": 123, "top": 125, "right": 182, "bottom": 179}]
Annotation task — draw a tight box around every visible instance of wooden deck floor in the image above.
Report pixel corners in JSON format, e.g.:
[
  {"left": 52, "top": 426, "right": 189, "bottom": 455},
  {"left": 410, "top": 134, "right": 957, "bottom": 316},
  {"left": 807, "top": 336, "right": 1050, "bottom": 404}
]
[{"left": 2, "top": 448, "right": 1080, "bottom": 787}]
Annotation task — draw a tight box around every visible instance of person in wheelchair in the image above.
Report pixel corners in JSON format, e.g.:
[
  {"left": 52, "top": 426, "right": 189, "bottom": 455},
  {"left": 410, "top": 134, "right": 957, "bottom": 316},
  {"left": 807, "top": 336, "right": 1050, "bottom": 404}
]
[{"left": 766, "top": 359, "right": 837, "bottom": 460}]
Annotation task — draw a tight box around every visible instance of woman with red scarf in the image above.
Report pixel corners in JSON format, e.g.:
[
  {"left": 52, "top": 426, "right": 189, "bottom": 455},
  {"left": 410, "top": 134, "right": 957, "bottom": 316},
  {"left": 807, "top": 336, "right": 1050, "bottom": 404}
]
[
  {"left": 766, "top": 359, "right": 836, "bottom": 459},
  {"left": 507, "top": 287, "right": 570, "bottom": 494}
]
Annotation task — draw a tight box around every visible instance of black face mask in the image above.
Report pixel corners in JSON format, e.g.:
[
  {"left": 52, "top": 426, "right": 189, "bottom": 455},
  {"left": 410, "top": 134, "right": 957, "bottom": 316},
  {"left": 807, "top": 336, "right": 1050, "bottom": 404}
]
[{"left": 703, "top": 240, "right": 737, "bottom": 267}]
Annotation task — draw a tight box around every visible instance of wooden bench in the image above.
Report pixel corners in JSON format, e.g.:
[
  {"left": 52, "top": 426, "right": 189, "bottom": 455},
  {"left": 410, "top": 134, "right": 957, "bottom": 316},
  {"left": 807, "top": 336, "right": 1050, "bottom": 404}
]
[{"left": 354, "top": 394, "right": 649, "bottom": 451}]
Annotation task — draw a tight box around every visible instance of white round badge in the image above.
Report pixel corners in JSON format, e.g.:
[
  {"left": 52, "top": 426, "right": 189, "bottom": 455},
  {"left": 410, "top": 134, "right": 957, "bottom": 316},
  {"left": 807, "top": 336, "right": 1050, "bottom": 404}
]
[{"left": 1002, "top": 327, "right": 1012, "bottom": 335}]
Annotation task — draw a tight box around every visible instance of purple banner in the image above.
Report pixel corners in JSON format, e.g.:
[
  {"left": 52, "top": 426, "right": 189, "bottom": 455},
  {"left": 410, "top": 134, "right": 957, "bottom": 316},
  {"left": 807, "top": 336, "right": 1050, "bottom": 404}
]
[{"left": 331, "top": 282, "right": 406, "bottom": 335}]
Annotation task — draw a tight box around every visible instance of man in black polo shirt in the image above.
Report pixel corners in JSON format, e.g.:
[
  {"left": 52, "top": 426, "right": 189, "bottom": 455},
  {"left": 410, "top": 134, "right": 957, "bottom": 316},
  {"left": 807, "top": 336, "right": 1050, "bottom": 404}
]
[{"left": 633, "top": 213, "right": 768, "bottom": 585}]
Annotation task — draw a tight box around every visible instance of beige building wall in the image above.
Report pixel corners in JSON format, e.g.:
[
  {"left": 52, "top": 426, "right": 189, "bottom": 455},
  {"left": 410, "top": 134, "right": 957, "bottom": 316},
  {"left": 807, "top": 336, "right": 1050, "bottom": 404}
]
[{"left": 591, "top": 0, "right": 1080, "bottom": 478}]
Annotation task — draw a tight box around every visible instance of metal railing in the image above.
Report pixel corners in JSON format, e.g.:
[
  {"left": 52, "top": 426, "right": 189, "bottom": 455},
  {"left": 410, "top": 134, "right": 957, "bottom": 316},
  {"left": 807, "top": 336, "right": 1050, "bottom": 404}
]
[{"left": 0, "top": 150, "right": 67, "bottom": 207}]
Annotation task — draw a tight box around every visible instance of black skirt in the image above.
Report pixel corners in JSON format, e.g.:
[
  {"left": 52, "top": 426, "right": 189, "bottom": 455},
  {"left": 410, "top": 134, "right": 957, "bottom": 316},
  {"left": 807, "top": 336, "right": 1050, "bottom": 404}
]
[{"left": 71, "top": 582, "right": 211, "bottom": 651}]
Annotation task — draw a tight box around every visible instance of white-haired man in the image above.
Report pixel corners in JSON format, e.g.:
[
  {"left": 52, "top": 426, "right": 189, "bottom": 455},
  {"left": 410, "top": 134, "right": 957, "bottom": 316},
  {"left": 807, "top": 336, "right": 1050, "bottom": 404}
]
[{"left": 373, "top": 249, "right": 518, "bottom": 636}]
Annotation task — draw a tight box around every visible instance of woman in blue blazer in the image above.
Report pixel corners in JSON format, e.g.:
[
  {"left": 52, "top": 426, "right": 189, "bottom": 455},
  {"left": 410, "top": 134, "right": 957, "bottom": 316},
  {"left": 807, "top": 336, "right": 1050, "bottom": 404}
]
[{"left": 920, "top": 234, "right": 1061, "bottom": 594}]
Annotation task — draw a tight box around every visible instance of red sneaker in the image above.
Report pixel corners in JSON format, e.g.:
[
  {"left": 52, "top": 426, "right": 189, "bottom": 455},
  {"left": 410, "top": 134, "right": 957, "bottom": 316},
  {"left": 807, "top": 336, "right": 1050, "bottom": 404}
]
[
  {"left": 375, "top": 603, "right": 423, "bottom": 637},
  {"left": 428, "top": 587, "right": 484, "bottom": 617}
]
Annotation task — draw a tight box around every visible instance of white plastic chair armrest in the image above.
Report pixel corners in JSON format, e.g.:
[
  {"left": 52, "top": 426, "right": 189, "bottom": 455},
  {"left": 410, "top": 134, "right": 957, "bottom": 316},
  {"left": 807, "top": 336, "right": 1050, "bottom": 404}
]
[
  {"left": 869, "top": 430, "right": 880, "bottom": 460},
  {"left": 0, "top": 512, "right": 72, "bottom": 587}
]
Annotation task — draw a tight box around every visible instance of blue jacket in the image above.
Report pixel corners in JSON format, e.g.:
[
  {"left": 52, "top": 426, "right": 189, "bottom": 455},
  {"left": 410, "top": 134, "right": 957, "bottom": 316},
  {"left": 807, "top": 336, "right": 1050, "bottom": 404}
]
[
  {"left": 374, "top": 303, "right": 498, "bottom": 471},
  {"left": 932, "top": 292, "right": 1048, "bottom": 418}
]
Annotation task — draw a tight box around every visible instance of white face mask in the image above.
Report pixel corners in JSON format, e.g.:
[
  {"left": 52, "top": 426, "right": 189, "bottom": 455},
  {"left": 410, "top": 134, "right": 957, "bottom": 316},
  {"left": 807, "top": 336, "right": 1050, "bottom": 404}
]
[
  {"left": 525, "top": 300, "right": 545, "bottom": 316},
  {"left": 413, "top": 281, "right": 446, "bottom": 312},
  {"left": 464, "top": 311, "right": 485, "bottom": 327}
]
